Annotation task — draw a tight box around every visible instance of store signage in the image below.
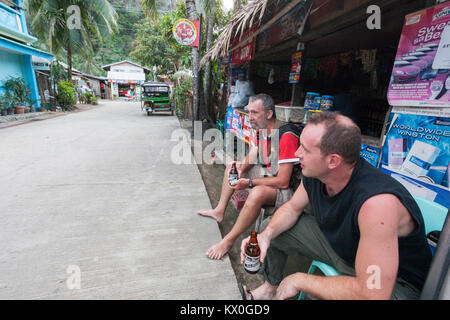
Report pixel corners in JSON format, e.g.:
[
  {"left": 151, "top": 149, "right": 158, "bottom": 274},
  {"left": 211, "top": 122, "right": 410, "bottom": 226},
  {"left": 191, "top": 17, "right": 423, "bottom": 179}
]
[
  {"left": 387, "top": 2, "right": 450, "bottom": 107},
  {"left": 379, "top": 109, "right": 450, "bottom": 207},
  {"left": 256, "top": 0, "right": 313, "bottom": 53},
  {"left": 289, "top": 51, "right": 302, "bottom": 84},
  {"left": 173, "top": 18, "right": 200, "bottom": 48},
  {"left": 231, "top": 26, "right": 256, "bottom": 65}
]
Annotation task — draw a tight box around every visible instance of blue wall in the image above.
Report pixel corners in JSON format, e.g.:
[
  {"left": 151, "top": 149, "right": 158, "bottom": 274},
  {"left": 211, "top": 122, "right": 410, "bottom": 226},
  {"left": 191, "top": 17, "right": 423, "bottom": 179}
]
[{"left": 0, "top": 50, "right": 26, "bottom": 93}]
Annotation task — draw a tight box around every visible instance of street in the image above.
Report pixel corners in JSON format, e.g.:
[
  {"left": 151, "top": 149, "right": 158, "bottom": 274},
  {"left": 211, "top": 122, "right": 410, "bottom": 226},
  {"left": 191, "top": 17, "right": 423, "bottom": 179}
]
[{"left": 0, "top": 101, "right": 240, "bottom": 299}]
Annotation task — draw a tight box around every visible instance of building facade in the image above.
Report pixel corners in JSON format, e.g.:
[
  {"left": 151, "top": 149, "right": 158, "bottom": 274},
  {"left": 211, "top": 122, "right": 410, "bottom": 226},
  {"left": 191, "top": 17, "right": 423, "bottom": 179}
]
[
  {"left": 0, "top": 0, "right": 54, "bottom": 108},
  {"left": 102, "top": 60, "right": 150, "bottom": 99}
]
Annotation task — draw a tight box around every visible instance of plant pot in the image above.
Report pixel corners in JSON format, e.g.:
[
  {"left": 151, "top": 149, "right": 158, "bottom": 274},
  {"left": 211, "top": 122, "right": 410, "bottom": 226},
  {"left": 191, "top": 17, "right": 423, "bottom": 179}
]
[
  {"left": 1, "top": 109, "right": 7, "bottom": 116},
  {"left": 14, "top": 106, "right": 26, "bottom": 114}
]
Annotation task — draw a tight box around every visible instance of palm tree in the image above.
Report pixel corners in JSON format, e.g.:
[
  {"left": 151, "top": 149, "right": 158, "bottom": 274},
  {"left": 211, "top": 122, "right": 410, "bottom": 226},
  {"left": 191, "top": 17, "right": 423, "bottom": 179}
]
[{"left": 25, "top": 0, "right": 118, "bottom": 80}]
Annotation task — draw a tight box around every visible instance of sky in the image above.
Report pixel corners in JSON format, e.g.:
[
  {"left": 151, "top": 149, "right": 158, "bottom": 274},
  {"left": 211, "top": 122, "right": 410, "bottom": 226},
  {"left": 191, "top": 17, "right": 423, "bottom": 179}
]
[{"left": 222, "top": 0, "right": 233, "bottom": 11}]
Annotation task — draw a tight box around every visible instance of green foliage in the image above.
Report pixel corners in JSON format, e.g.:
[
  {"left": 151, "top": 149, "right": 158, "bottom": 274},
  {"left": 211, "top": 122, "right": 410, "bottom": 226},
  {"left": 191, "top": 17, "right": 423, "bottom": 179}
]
[
  {"left": 82, "top": 92, "right": 94, "bottom": 104},
  {"left": 25, "top": 0, "right": 118, "bottom": 78},
  {"left": 173, "top": 79, "right": 192, "bottom": 118},
  {"left": 130, "top": 2, "right": 190, "bottom": 76},
  {"left": 57, "top": 81, "right": 77, "bottom": 110},
  {"left": 91, "top": 96, "right": 99, "bottom": 105},
  {"left": 2, "top": 77, "right": 32, "bottom": 106}
]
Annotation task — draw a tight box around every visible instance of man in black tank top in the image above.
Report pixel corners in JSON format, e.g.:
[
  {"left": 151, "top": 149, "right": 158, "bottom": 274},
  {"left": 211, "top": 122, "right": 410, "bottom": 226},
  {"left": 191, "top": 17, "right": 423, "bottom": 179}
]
[{"left": 239, "top": 112, "right": 432, "bottom": 300}]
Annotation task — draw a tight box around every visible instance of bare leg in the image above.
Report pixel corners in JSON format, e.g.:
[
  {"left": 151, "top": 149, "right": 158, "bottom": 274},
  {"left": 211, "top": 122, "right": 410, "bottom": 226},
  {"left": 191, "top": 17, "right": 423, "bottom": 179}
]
[
  {"left": 206, "top": 185, "right": 277, "bottom": 259},
  {"left": 197, "top": 163, "right": 235, "bottom": 223},
  {"left": 242, "top": 282, "right": 278, "bottom": 300}
]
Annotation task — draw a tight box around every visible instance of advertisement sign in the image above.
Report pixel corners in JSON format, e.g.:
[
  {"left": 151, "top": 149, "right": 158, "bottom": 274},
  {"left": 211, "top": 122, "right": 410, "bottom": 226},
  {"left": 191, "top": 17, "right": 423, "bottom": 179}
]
[
  {"left": 173, "top": 18, "right": 200, "bottom": 48},
  {"left": 231, "top": 25, "right": 256, "bottom": 65},
  {"left": 360, "top": 144, "right": 381, "bottom": 167},
  {"left": 289, "top": 51, "right": 302, "bottom": 84},
  {"left": 387, "top": 3, "right": 450, "bottom": 107},
  {"left": 379, "top": 110, "right": 450, "bottom": 207}
]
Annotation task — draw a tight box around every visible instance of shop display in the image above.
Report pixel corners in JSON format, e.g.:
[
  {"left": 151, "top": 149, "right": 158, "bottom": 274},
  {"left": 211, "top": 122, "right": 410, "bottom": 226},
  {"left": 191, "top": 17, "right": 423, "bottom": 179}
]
[
  {"left": 304, "top": 92, "right": 320, "bottom": 109},
  {"left": 380, "top": 109, "right": 450, "bottom": 207},
  {"left": 360, "top": 144, "right": 381, "bottom": 167},
  {"left": 314, "top": 96, "right": 322, "bottom": 110},
  {"left": 228, "top": 80, "right": 254, "bottom": 109},
  {"left": 320, "top": 95, "right": 334, "bottom": 111},
  {"left": 387, "top": 2, "right": 450, "bottom": 107}
]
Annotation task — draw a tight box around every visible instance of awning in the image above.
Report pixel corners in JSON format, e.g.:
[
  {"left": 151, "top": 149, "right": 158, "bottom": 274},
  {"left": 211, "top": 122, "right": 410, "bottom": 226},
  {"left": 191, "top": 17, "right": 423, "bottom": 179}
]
[{"left": 0, "top": 35, "right": 54, "bottom": 60}]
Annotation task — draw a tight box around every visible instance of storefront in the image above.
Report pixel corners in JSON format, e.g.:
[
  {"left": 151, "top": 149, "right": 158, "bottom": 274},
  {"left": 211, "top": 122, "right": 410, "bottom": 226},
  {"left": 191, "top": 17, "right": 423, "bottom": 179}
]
[
  {"left": 101, "top": 60, "right": 150, "bottom": 99},
  {"left": 203, "top": 0, "right": 449, "bottom": 207}
]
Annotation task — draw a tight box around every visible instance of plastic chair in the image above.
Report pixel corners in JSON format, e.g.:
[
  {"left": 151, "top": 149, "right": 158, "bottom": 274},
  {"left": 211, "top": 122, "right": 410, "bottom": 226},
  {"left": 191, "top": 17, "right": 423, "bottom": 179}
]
[
  {"left": 298, "top": 196, "right": 448, "bottom": 300},
  {"left": 298, "top": 260, "right": 340, "bottom": 300},
  {"left": 413, "top": 196, "right": 447, "bottom": 235}
]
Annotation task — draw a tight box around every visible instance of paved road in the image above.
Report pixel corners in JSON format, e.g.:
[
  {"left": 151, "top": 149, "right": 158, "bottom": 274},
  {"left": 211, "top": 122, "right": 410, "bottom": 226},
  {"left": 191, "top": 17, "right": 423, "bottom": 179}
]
[{"left": 0, "top": 101, "right": 240, "bottom": 300}]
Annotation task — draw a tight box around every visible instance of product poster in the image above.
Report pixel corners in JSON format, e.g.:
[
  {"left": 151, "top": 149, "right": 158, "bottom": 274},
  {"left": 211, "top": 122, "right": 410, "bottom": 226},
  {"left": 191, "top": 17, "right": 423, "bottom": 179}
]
[
  {"left": 380, "top": 111, "right": 450, "bottom": 207},
  {"left": 360, "top": 144, "right": 381, "bottom": 167},
  {"left": 289, "top": 51, "right": 303, "bottom": 84},
  {"left": 387, "top": 3, "right": 450, "bottom": 107}
]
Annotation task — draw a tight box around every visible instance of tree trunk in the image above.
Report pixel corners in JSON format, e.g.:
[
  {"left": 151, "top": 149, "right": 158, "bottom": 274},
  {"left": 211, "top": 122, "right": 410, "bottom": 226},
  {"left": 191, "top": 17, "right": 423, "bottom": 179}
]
[
  {"left": 234, "top": 0, "right": 241, "bottom": 12},
  {"left": 186, "top": 0, "right": 200, "bottom": 122},
  {"left": 67, "top": 40, "right": 73, "bottom": 83},
  {"left": 203, "top": 0, "right": 215, "bottom": 124}
]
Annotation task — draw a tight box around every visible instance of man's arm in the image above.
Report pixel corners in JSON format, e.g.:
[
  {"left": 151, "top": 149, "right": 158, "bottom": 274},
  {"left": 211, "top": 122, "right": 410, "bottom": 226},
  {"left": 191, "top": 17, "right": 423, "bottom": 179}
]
[
  {"left": 240, "top": 180, "right": 310, "bottom": 264},
  {"left": 231, "top": 162, "right": 294, "bottom": 190},
  {"left": 275, "top": 194, "right": 401, "bottom": 300}
]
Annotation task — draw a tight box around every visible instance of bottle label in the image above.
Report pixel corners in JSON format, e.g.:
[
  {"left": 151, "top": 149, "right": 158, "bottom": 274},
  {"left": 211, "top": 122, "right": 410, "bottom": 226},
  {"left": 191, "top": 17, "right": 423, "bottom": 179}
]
[
  {"left": 229, "top": 173, "right": 238, "bottom": 183},
  {"left": 244, "top": 253, "right": 260, "bottom": 272}
]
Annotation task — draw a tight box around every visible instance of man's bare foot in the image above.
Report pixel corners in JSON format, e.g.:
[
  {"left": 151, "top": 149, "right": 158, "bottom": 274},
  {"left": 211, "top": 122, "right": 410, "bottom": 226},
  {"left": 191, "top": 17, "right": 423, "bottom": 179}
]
[
  {"left": 197, "top": 208, "right": 224, "bottom": 223},
  {"left": 244, "top": 282, "right": 278, "bottom": 300},
  {"left": 205, "top": 238, "right": 233, "bottom": 260}
]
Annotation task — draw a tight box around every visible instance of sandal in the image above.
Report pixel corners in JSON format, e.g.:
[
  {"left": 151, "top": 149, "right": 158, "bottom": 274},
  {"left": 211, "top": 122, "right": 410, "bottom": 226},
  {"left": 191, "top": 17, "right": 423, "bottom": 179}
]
[{"left": 239, "top": 283, "right": 254, "bottom": 300}]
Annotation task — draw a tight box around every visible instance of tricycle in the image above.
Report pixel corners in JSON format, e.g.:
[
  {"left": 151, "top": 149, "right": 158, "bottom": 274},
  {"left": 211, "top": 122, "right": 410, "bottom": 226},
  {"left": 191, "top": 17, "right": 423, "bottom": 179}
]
[{"left": 140, "top": 82, "right": 174, "bottom": 116}]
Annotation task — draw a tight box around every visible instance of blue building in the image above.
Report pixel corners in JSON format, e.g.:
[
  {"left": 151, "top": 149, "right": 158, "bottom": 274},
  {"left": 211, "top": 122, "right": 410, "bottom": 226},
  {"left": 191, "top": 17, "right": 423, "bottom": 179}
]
[{"left": 0, "top": 0, "right": 54, "bottom": 108}]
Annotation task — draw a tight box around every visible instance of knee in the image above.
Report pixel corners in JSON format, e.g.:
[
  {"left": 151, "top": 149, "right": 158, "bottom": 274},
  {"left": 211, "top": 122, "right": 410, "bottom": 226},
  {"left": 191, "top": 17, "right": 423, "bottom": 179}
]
[{"left": 246, "top": 186, "right": 271, "bottom": 206}]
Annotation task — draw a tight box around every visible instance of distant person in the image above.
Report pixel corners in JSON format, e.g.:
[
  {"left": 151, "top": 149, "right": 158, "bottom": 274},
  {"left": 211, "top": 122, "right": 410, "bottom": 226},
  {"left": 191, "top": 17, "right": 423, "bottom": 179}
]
[
  {"left": 239, "top": 112, "right": 432, "bottom": 300},
  {"left": 197, "top": 94, "right": 303, "bottom": 260}
]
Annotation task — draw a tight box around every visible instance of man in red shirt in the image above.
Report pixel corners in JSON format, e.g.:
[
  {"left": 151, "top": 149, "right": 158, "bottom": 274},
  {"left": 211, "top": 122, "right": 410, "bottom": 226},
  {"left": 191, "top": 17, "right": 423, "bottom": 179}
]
[{"left": 197, "top": 94, "right": 303, "bottom": 260}]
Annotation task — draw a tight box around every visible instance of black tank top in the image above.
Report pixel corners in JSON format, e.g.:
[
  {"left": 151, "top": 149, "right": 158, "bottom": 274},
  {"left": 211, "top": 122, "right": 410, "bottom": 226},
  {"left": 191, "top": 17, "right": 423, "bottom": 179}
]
[{"left": 303, "top": 158, "right": 432, "bottom": 290}]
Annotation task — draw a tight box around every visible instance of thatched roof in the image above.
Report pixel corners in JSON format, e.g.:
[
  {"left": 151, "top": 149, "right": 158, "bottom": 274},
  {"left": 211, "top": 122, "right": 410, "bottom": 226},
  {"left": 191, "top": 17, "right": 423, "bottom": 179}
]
[{"left": 200, "top": 0, "right": 273, "bottom": 66}]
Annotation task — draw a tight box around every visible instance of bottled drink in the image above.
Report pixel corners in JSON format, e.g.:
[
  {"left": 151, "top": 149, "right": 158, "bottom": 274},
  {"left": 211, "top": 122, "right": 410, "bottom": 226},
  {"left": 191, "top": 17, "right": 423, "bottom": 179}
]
[
  {"left": 244, "top": 231, "right": 261, "bottom": 274},
  {"left": 229, "top": 161, "right": 238, "bottom": 184}
]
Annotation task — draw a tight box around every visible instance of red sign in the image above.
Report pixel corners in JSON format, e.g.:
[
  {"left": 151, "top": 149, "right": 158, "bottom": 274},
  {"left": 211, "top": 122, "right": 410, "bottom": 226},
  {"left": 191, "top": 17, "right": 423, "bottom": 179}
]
[
  {"left": 231, "top": 25, "right": 257, "bottom": 65},
  {"left": 173, "top": 19, "right": 200, "bottom": 48}
]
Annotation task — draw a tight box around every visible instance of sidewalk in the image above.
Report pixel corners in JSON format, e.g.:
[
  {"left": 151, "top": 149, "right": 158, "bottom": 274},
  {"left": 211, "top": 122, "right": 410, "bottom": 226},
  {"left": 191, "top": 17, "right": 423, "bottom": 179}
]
[
  {"left": 0, "top": 101, "right": 241, "bottom": 299},
  {"left": 182, "top": 120, "right": 311, "bottom": 297}
]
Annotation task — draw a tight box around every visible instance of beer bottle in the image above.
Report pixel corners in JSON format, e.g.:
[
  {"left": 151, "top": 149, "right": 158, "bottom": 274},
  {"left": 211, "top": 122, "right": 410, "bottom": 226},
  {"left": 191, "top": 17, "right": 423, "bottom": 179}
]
[
  {"left": 229, "top": 161, "right": 238, "bottom": 184},
  {"left": 244, "top": 231, "right": 261, "bottom": 274}
]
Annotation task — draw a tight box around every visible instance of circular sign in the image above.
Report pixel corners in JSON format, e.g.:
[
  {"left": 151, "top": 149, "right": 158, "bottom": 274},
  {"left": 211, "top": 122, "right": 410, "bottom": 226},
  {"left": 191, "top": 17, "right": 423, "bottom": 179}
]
[{"left": 173, "top": 19, "right": 198, "bottom": 46}]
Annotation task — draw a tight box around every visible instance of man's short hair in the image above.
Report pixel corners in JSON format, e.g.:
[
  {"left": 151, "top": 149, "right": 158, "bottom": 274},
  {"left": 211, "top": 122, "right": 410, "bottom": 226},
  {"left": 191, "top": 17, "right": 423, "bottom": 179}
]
[
  {"left": 249, "top": 93, "right": 276, "bottom": 118},
  {"left": 308, "top": 112, "right": 361, "bottom": 164}
]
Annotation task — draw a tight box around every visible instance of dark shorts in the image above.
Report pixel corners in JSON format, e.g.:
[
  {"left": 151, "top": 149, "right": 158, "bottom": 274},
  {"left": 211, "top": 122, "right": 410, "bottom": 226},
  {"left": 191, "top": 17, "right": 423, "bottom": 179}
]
[{"left": 260, "top": 213, "right": 421, "bottom": 300}]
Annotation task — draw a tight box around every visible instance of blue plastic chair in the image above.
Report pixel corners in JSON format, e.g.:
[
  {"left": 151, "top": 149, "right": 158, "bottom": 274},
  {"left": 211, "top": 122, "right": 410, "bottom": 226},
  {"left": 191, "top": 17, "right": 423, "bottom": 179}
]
[{"left": 298, "top": 196, "right": 448, "bottom": 300}]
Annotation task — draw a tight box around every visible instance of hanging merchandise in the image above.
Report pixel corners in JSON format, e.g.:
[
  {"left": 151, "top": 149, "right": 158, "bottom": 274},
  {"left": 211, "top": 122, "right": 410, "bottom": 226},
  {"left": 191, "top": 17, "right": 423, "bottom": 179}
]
[
  {"left": 387, "top": 2, "right": 450, "bottom": 107},
  {"left": 361, "top": 49, "right": 377, "bottom": 73},
  {"left": 268, "top": 67, "right": 275, "bottom": 84},
  {"left": 289, "top": 51, "right": 303, "bottom": 84}
]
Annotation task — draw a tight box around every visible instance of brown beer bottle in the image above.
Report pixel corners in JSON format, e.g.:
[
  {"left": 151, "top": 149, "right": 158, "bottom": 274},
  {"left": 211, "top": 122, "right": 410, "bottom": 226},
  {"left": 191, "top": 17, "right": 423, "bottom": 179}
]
[
  {"left": 229, "top": 161, "right": 238, "bottom": 184},
  {"left": 244, "top": 231, "right": 261, "bottom": 274}
]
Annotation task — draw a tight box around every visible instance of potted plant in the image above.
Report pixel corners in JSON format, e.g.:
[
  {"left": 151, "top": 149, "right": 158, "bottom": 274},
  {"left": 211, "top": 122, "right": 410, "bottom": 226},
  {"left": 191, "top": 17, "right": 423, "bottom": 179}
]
[
  {"left": 3, "top": 77, "right": 31, "bottom": 114},
  {"left": 0, "top": 94, "right": 6, "bottom": 116},
  {"left": 0, "top": 92, "right": 14, "bottom": 115}
]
